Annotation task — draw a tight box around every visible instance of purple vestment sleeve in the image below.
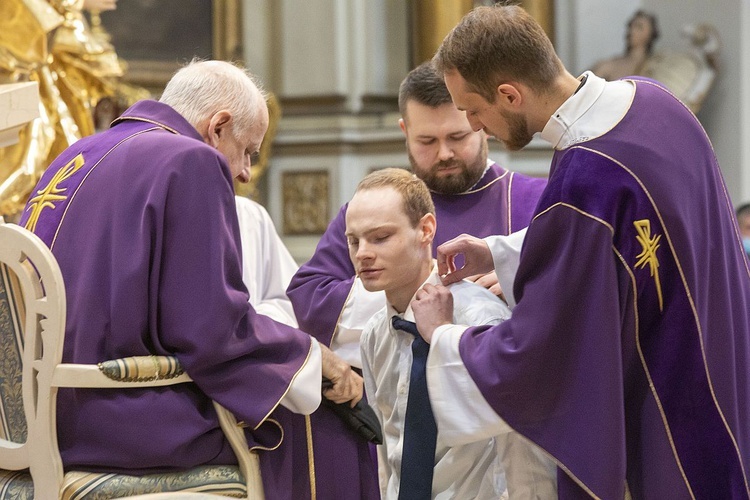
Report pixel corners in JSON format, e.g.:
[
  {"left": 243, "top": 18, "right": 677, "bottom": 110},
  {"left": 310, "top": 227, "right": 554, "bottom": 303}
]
[
  {"left": 287, "top": 203, "right": 356, "bottom": 344},
  {"left": 155, "top": 146, "right": 312, "bottom": 425},
  {"left": 461, "top": 206, "right": 631, "bottom": 498}
]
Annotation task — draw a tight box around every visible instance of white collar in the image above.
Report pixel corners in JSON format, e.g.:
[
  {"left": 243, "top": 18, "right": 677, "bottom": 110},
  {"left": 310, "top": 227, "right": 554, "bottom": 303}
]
[{"left": 540, "top": 71, "right": 635, "bottom": 150}]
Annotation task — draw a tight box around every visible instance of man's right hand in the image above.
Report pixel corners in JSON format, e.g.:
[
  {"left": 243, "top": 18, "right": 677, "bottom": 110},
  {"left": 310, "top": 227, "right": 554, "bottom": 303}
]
[
  {"left": 412, "top": 283, "right": 454, "bottom": 343},
  {"left": 437, "top": 234, "right": 495, "bottom": 285},
  {"left": 319, "top": 343, "right": 363, "bottom": 407}
]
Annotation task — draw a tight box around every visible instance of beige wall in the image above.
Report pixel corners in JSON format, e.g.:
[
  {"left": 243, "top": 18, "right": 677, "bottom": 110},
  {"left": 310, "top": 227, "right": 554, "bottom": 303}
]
[{"left": 241, "top": 0, "right": 750, "bottom": 262}]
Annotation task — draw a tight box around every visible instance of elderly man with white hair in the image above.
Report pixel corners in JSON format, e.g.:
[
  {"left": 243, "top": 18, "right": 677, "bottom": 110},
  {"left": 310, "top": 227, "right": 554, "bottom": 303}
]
[{"left": 18, "top": 60, "right": 360, "bottom": 497}]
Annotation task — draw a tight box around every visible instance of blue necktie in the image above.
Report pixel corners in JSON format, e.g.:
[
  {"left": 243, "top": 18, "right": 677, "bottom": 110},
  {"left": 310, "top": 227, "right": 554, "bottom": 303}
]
[{"left": 392, "top": 316, "right": 437, "bottom": 500}]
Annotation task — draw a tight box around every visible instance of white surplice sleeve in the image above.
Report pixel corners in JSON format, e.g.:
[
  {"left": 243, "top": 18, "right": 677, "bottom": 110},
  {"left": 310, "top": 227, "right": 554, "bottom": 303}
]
[
  {"left": 235, "top": 197, "right": 321, "bottom": 414},
  {"left": 235, "top": 196, "right": 299, "bottom": 327},
  {"left": 484, "top": 228, "right": 526, "bottom": 308},
  {"left": 426, "top": 278, "right": 516, "bottom": 447},
  {"left": 332, "top": 277, "right": 386, "bottom": 368},
  {"left": 427, "top": 324, "right": 512, "bottom": 446},
  {"left": 280, "top": 340, "right": 322, "bottom": 414}
]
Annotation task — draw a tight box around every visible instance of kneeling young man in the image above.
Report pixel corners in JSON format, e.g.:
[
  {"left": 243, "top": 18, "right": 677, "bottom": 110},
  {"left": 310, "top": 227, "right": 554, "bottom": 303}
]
[{"left": 346, "top": 168, "right": 557, "bottom": 499}]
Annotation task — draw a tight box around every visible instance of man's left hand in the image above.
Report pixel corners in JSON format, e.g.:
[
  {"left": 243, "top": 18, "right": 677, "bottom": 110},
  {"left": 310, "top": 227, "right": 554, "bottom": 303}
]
[
  {"left": 466, "top": 271, "right": 505, "bottom": 301},
  {"left": 320, "top": 343, "right": 363, "bottom": 407}
]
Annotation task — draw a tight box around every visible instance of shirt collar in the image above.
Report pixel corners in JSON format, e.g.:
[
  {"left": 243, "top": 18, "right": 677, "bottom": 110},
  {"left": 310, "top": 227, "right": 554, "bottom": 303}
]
[{"left": 540, "top": 71, "right": 634, "bottom": 150}]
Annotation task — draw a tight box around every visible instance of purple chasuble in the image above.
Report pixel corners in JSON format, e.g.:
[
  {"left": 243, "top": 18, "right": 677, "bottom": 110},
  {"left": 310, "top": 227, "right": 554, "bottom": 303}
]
[
  {"left": 283, "top": 163, "right": 545, "bottom": 499},
  {"left": 18, "top": 101, "right": 313, "bottom": 484},
  {"left": 459, "top": 80, "right": 750, "bottom": 498}
]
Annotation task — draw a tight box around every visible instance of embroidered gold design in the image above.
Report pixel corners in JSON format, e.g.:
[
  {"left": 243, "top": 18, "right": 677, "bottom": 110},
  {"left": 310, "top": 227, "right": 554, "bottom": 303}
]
[
  {"left": 24, "top": 153, "right": 85, "bottom": 232},
  {"left": 634, "top": 219, "right": 664, "bottom": 311}
]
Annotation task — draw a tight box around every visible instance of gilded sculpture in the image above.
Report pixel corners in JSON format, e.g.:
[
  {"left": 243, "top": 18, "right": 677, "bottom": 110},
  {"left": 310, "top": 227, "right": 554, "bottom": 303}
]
[{"left": 0, "top": 0, "right": 149, "bottom": 221}]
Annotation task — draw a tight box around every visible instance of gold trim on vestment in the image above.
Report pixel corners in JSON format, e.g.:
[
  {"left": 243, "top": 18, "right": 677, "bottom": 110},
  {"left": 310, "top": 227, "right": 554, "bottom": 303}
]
[
  {"left": 248, "top": 418, "right": 284, "bottom": 452},
  {"left": 254, "top": 339, "right": 315, "bottom": 431},
  {"left": 506, "top": 171, "right": 514, "bottom": 233},
  {"left": 49, "top": 127, "right": 160, "bottom": 249},
  {"left": 24, "top": 153, "right": 85, "bottom": 233},
  {"left": 305, "top": 414, "right": 317, "bottom": 500},
  {"left": 613, "top": 244, "right": 694, "bottom": 498},
  {"left": 110, "top": 115, "right": 180, "bottom": 136}
]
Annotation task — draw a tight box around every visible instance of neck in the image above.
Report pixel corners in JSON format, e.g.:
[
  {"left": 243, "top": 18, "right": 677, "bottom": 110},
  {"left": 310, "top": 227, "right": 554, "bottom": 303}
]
[
  {"left": 532, "top": 71, "right": 583, "bottom": 133},
  {"left": 386, "top": 259, "right": 434, "bottom": 314}
]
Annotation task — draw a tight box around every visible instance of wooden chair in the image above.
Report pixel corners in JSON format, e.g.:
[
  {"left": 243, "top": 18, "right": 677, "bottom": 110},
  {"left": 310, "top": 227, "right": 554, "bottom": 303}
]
[{"left": 0, "top": 219, "right": 264, "bottom": 499}]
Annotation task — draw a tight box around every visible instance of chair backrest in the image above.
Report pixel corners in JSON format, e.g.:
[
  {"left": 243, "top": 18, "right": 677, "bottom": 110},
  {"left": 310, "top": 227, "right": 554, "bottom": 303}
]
[
  {"left": 0, "top": 219, "right": 264, "bottom": 499},
  {"left": 0, "top": 219, "right": 67, "bottom": 498},
  {"left": 0, "top": 262, "right": 27, "bottom": 444}
]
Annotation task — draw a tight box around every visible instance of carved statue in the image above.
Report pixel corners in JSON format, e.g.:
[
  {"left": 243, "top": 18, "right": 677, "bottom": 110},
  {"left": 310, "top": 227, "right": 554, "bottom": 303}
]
[
  {"left": 592, "top": 10, "right": 660, "bottom": 81},
  {"left": 592, "top": 10, "right": 720, "bottom": 114},
  {"left": 640, "top": 23, "right": 720, "bottom": 113}
]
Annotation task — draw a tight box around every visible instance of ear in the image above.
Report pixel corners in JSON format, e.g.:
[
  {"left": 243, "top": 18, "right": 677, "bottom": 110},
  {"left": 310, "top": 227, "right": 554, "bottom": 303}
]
[
  {"left": 497, "top": 83, "right": 523, "bottom": 109},
  {"left": 205, "top": 110, "right": 232, "bottom": 147},
  {"left": 398, "top": 117, "right": 407, "bottom": 135},
  {"left": 419, "top": 213, "right": 437, "bottom": 245}
]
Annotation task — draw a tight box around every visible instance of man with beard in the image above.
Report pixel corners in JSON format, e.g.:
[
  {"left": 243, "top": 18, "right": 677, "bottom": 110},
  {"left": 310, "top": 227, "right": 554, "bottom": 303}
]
[
  {"left": 413, "top": 4, "right": 750, "bottom": 499},
  {"left": 282, "top": 61, "right": 547, "bottom": 500}
]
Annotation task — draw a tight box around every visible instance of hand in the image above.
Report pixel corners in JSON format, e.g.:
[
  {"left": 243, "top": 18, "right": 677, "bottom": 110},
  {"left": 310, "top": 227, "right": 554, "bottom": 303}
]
[
  {"left": 320, "top": 343, "right": 363, "bottom": 407},
  {"left": 412, "top": 283, "right": 454, "bottom": 344},
  {"left": 437, "top": 234, "right": 495, "bottom": 285},
  {"left": 466, "top": 271, "right": 505, "bottom": 301},
  {"left": 83, "top": 0, "right": 117, "bottom": 12}
]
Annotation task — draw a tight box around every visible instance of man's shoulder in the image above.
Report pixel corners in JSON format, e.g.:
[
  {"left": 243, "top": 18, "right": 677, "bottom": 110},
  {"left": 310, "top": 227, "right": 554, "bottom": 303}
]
[
  {"left": 449, "top": 280, "right": 512, "bottom": 324},
  {"left": 487, "top": 161, "right": 547, "bottom": 187}
]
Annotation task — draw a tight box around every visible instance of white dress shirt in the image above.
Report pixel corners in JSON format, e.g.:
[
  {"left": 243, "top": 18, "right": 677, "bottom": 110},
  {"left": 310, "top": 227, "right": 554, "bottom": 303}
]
[{"left": 362, "top": 268, "right": 550, "bottom": 499}]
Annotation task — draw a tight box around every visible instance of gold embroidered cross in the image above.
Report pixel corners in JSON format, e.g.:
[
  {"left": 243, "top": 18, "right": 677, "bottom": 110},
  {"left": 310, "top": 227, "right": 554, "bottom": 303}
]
[
  {"left": 24, "top": 153, "right": 85, "bottom": 232},
  {"left": 634, "top": 219, "right": 663, "bottom": 311}
]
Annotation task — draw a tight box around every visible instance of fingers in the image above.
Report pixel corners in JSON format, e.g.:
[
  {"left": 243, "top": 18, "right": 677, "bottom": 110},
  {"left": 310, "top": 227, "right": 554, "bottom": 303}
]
[
  {"left": 413, "top": 283, "right": 454, "bottom": 343},
  {"left": 436, "top": 234, "right": 469, "bottom": 277},
  {"left": 488, "top": 283, "right": 504, "bottom": 299},
  {"left": 473, "top": 271, "right": 498, "bottom": 289},
  {"left": 324, "top": 370, "right": 363, "bottom": 405},
  {"left": 437, "top": 234, "right": 489, "bottom": 285},
  {"left": 436, "top": 251, "right": 455, "bottom": 278},
  {"left": 439, "top": 266, "right": 472, "bottom": 285}
]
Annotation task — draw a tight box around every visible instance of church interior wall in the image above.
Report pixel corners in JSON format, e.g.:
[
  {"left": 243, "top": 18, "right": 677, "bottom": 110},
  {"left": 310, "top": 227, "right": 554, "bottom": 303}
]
[
  {"left": 641, "top": 0, "right": 750, "bottom": 206},
  {"left": 239, "top": 0, "right": 748, "bottom": 263}
]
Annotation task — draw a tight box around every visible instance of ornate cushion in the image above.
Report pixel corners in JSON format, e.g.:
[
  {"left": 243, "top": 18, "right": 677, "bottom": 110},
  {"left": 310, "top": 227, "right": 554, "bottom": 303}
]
[
  {"left": 98, "top": 356, "right": 185, "bottom": 382},
  {"left": 0, "top": 465, "right": 246, "bottom": 499},
  {"left": 0, "top": 470, "right": 33, "bottom": 500},
  {"left": 0, "top": 263, "right": 26, "bottom": 443}
]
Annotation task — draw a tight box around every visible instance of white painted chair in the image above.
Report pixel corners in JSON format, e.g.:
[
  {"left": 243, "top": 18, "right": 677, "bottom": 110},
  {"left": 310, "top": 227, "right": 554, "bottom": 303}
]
[{"left": 0, "top": 219, "right": 264, "bottom": 499}]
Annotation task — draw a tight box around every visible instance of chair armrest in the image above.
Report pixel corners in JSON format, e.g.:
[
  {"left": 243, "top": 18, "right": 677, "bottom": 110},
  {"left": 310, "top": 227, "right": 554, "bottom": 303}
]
[{"left": 51, "top": 355, "right": 193, "bottom": 389}]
